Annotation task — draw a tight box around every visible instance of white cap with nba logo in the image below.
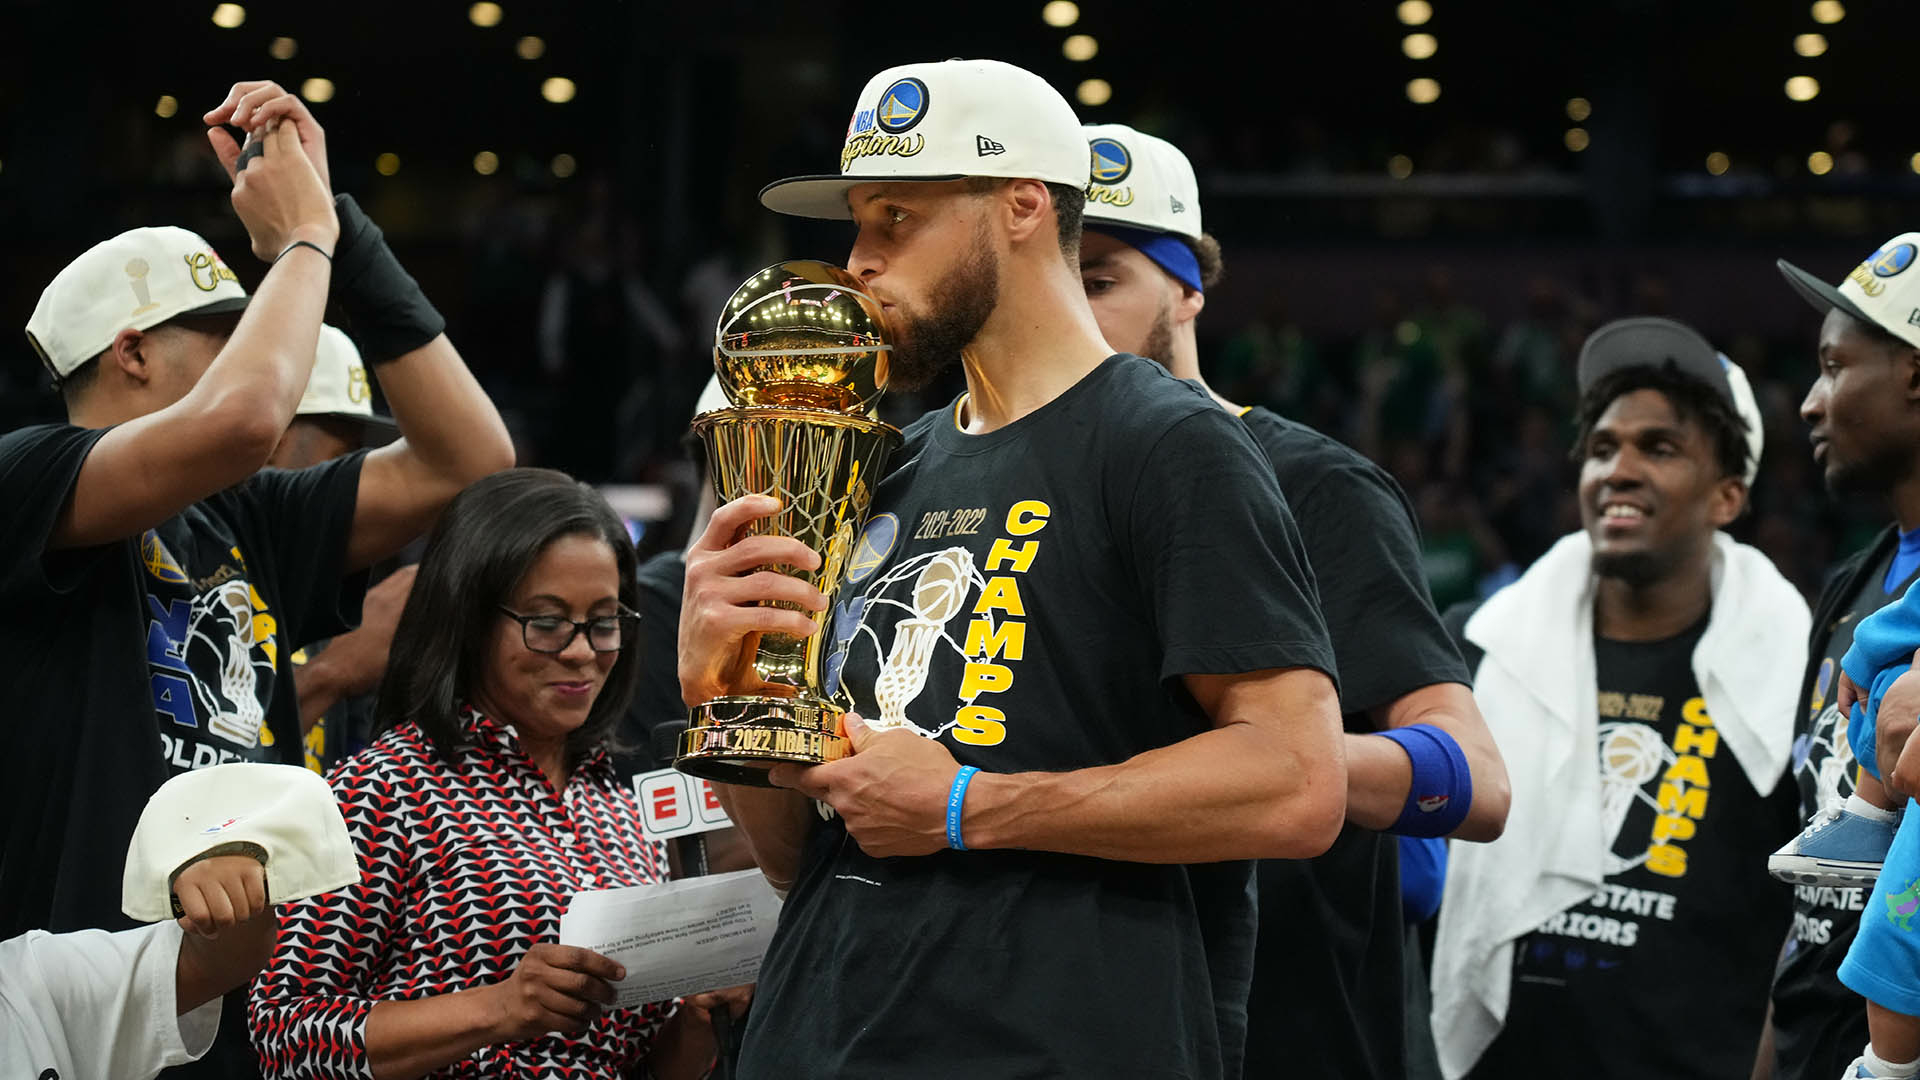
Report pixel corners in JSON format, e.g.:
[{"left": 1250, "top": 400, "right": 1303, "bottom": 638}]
[
  {"left": 1082, "top": 123, "right": 1204, "bottom": 241},
  {"left": 1779, "top": 234, "right": 1920, "bottom": 349},
  {"left": 26, "top": 225, "right": 249, "bottom": 382},
  {"left": 297, "top": 324, "right": 400, "bottom": 442},
  {"left": 760, "top": 58, "right": 1090, "bottom": 220}
]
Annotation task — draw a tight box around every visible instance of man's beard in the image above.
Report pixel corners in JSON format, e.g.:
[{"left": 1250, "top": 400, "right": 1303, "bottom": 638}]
[
  {"left": 1138, "top": 293, "right": 1176, "bottom": 367},
  {"left": 1590, "top": 548, "right": 1676, "bottom": 588},
  {"left": 884, "top": 233, "right": 999, "bottom": 393},
  {"left": 1825, "top": 441, "right": 1915, "bottom": 499}
]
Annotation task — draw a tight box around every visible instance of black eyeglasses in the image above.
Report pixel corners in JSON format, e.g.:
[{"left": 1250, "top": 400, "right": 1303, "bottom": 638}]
[{"left": 496, "top": 606, "right": 640, "bottom": 654}]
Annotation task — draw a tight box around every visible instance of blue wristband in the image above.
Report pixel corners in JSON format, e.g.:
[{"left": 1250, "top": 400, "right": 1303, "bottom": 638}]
[
  {"left": 1378, "top": 724, "right": 1472, "bottom": 837},
  {"left": 946, "top": 766, "right": 980, "bottom": 851}
]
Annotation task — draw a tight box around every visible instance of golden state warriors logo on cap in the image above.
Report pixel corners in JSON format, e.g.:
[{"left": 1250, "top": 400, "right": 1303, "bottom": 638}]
[
  {"left": 1087, "top": 137, "right": 1134, "bottom": 207},
  {"left": 842, "top": 79, "right": 930, "bottom": 172},
  {"left": 876, "top": 78, "right": 929, "bottom": 134},
  {"left": 1089, "top": 138, "right": 1131, "bottom": 184},
  {"left": 1872, "top": 242, "right": 1917, "bottom": 278}
]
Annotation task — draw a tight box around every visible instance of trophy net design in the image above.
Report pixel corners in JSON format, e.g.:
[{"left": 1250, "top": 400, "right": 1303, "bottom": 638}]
[{"left": 675, "top": 261, "right": 903, "bottom": 787}]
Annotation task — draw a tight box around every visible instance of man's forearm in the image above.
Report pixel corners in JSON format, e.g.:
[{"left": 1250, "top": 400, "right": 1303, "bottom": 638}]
[
  {"left": 1359, "top": 684, "right": 1511, "bottom": 842},
  {"left": 375, "top": 335, "right": 513, "bottom": 487},
  {"left": 295, "top": 650, "right": 349, "bottom": 734},
  {"left": 711, "top": 784, "right": 817, "bottom": 890},
  {"left": 962, "top": 721, "right": 1346, "bottom": 863}
]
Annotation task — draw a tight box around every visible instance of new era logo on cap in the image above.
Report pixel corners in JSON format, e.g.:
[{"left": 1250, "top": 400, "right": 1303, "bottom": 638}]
[
  {"left": 26, "top": 226, "right": 249, "bottom": 381},
  {"left": 1780, "top": 232, "right": 1920, "bottom": 352},
  {"left": 1081, "top": 123, "right": 1204, "bottom": 241},
  {"left": 761, "top": 59, "right": 1090, "bottom": 220}
]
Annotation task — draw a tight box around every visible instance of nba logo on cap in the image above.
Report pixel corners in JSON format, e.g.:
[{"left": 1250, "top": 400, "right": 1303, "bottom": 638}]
[
  {"left": 876, "top": 78, "right": 929, "bottom": 134},
  {"left": 1089, "top": 137, "right": 1132, "bottom": 184}
]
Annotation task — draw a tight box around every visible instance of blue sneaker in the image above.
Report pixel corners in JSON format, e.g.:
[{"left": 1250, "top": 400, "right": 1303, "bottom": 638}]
[{"left": 1770, "top": 804, "right": 1897, "bottom": 887}]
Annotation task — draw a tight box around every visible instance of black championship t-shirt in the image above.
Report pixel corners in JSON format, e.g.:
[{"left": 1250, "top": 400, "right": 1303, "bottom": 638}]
[
  {"left": 0, "top": 423, "right": 366, "bottom": 938},
  {"left": 1774, "top": 533, "right": 1907, "bottom": 1079},
  {"left": 1236, "top": 407, "right": 1470, "bottom": 1080},
  {"left": 736, "top": 356, "right": 1336, "bottom": 1080},
  {"left": 1470, "top": 616, "right": 1797, "bottom": 1079}
]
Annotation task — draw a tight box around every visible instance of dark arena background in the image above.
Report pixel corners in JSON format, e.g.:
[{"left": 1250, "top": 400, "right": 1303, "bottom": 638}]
[{"left": 5, "top": 0, "right": 1917, "bottom": 605}]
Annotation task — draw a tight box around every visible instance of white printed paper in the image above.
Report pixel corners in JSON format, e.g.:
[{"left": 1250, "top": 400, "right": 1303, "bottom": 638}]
[{"left": 559, "top": 869, "right": 780, "bottom": 1007}]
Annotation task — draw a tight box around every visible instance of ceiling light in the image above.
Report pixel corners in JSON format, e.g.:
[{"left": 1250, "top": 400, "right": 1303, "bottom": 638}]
[
  {"left": 1406, "top": 78, "right": 1441, "bottom": 104},
  {"left": 374, "top": 153, "right": 400, "bottom": 176},
  {"left": 1785, "top": 75, "right": 1821, "bottom": 102},
  {"left": 1402, "top": 33, "right": 1437, "bottom": 60},
  {"left": 516, "top": 35, "right": 544, "bottom": 59},
  {"left": 473, "top": 151, "right": 499, "bottom": 175},
  {"left": 1063, "top": 35, "right": 1098, "bottom": 61},
  {"left": 301, "top": 77, "right": 334, "bottom": 103},
  {"left": 1388, "top": 154, "right": 1414, "bottom": 179},
  {"left": 541, "top": 77, "right": 576, "bottom": 103},
  {"left": 1041, "top": 1, "right": 1079, "bottom": 28},
  {"left": 1076, "top": 79, "right": 1112, "bottom": 107},
  {"left": 551, "top": 153, "right": 577, "bottom": 178},
  {"left": 1706, "top": 151, "right": 1730, "bottom": 175},
  {"left": 469, "top": 2, "right": 503, "bottom": 27},
  {"left": 1794, "top": 32, "right": 1828, "bottom": 57},
  {"left": 155, "top": 95, "right": 179, "bottom": 119},
  {"left": 210, "top": 4, "right": 245, "bottom": 28},
  {"left": 1398, "top": 0, "right": 1432, "bottom": 26},
  {"left": 1808, "top": 150, "right": 1834, "bottom": 175},
  {"left": 1811, "top": 1, "right": 1845, "bottom": 24},
  {"left": 269, "top": 36, "right": 297, "bottom": 59}
]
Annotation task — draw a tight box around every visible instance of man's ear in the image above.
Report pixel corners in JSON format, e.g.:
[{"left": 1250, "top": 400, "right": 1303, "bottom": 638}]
[
  {"left": 1174, "top": 283, "right": 1205, "bottom": 325},
  {"left": 106, "top": 327, "right": 153, "bottom": 386},
  {"left": 1710, "top": 476, "right": 1746, "bottom": 528},
  {"left": 1903, "top": 346, "right": 1920, "bottom": 401},
  {"left": 1001, "top": 178, "right": 1051, "bottom": 247}
]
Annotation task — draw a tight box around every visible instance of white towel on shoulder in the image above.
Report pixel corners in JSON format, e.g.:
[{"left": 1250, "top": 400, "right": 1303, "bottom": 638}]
[{"left": 1429, "top": 530, "right": 1808, "bottom": 1078}]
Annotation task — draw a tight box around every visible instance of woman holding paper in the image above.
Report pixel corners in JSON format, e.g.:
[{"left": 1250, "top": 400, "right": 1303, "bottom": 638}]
[{"left": 249, "top": 469, "right": 720, "bottom": 1080}]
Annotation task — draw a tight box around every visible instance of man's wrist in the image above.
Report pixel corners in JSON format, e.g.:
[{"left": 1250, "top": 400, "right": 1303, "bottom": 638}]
[{"left": 285, "top": 221, "right": 340, "bottom": 252}]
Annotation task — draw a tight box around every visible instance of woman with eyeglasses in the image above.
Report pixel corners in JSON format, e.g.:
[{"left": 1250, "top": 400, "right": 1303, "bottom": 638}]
[{"left": 249, "top": 469, "right": 721, "bottom": 1079}]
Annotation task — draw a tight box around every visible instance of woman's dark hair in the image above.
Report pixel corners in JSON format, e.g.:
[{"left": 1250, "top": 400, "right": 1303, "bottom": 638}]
[
  {"left": 1570, "top": 361, "right": 1752, "bottom": 484},
  {"left": 374, "top": 468, "right": 641, "bottom": 766}
]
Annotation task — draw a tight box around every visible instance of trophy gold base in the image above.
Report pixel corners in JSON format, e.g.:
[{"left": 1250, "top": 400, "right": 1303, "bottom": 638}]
[{"left": 675, "top": 695, "right": 848, "bottom": 788}]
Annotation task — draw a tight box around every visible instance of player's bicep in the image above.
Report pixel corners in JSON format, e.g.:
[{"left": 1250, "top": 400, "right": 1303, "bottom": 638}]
[
  {"left": 56, "top": 403, "right": 272, "bottom": 550},
  {"left": 341, "top": 440, "right": 449, "bottom": 570}
]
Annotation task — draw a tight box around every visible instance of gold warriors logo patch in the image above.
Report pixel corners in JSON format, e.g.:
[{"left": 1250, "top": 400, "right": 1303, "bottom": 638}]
[{"left": 842, "top": 78, "right": 928, "bottom": 171}]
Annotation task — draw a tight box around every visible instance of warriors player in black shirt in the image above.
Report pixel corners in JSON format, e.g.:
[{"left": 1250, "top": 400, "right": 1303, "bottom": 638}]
[
  {"left": 679, "top": 59, "right": 1346, "bottom": 1079},
  {"left": 1076, "top": 122, "right": 1511, "bottom": 1080}
]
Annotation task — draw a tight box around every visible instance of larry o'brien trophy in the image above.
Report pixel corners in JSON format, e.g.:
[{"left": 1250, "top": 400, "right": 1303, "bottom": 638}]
[{"left": 673, "top": 261, "right": 903, "bottom": 787}]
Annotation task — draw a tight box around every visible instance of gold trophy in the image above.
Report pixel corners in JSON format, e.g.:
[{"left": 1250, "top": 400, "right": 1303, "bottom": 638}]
[{"left": 674, "top": 261, "right": 903, "bottom": 787}]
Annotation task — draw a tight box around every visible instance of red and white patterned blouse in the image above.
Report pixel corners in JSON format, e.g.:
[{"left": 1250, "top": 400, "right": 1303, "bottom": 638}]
[{"left": 249, "top": 707, "right": 672, "bottom": 1078}]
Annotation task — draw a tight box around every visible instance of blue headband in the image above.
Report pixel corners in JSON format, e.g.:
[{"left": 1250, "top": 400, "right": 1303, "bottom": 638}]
[{"left": 1090, "top": 224, "right": 1204, "bottom": 294}]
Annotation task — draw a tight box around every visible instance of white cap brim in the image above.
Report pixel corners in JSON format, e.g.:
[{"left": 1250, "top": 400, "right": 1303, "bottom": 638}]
[{"left": 759, "top": 171, "right": 967, "bottom": 220}]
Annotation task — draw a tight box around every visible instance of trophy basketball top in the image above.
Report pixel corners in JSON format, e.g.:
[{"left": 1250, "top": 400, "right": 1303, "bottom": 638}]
[{"left": 712, "top": 260, "right": 892, "bottom": 414}]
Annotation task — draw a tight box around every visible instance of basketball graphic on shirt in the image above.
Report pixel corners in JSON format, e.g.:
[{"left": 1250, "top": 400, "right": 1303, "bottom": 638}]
[
  {"left": 913, "top": 552, "right": 970, "bottom": 623},
  {"left": 143, "top": 534, "right": 281, "bottom": 764},
  {"left": 871, "top": 549, "right": 978, "bottom": 733},
  {"left": 1598, "top": 721, "right": 1675, "bottom": 875}
]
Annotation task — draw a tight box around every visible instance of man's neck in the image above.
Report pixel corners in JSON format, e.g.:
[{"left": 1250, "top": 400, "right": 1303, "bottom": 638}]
[
  {"left": 1592, "top": 556, "right": 1714, "bottom": 643},
  {"left": 1888, "top": 469, "right": 1920, "bottom": 533},
  {"left": 956, "top": 262, "right": 1114, "bottom": 433},
  {"left": 1162, "top": 324, "right": 1241, "bottom": 413}
]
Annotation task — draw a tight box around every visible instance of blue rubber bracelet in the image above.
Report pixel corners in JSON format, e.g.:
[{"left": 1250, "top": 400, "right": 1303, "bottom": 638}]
[
  {"left": 946, "top": 766, "right": 980, "bottom": 851},
  {"left": 1378, "top": 723, "right": 1472, "bottom": 837}
]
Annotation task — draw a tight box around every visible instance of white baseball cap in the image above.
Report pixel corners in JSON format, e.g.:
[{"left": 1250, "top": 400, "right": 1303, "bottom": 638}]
[
  {"left": 1576, "top": 316, "right": 1765, "bottom": 487},
  {"left": 1082, "top": 123, "right": 1203, "bottom": 240},
  {"left": 122, "top": 762, "right": 358, "bottom": 924},
  {"left": 297, "top": 324, "right": 398, "bottom": 441},
  {"left": 1779, "top": 234, "right": 1920, "bottom": 349},
  {"left": 760, "top": 59, "right": 1089, "bottom": 220},
  {"left": 26, "top": 226, "right": 249, "bottom": 381}
]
